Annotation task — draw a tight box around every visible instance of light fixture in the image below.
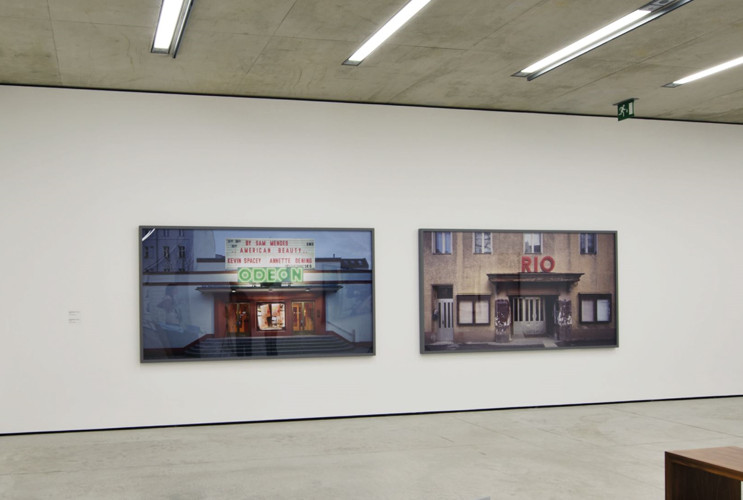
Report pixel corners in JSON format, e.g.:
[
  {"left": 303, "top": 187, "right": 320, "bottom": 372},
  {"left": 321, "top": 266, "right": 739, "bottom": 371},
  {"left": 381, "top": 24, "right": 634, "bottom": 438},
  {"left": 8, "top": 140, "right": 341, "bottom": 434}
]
[
  {"left": 664, "top": 55, "right": 743, "bottom": 87},
  {"left": 514, "top": 0, "right": 693, "bottom": 81},
  {"left": 343, "top": 0, "right": 432, "bottom": 66},
  {"left": 151, "top": 0, "right": 194, "bottom": 58}
]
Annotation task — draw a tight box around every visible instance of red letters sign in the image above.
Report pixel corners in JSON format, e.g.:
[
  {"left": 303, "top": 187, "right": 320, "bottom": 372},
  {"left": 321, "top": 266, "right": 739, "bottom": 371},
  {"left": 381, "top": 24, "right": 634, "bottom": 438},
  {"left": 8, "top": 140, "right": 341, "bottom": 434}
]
[{"left": 521, "top": 256, "right": 555, "bottom": 273}]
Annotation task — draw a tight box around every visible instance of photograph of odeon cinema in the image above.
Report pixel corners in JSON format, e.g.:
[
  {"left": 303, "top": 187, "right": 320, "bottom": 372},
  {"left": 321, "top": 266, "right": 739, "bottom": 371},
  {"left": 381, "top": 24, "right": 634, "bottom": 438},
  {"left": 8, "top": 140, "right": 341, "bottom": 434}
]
[
  {"left": 420, "top": 230, "right": 617, "bottom": 353},
  {"left": 140, "top": 227, "right": 374, "bottom": 361}
]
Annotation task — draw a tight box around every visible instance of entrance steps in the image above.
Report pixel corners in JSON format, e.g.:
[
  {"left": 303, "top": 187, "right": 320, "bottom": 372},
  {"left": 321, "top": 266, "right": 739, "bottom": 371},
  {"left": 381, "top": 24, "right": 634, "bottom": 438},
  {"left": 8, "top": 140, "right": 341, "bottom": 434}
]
[{"left": 184, "top": 335, "right": 354, "bottom": 358}]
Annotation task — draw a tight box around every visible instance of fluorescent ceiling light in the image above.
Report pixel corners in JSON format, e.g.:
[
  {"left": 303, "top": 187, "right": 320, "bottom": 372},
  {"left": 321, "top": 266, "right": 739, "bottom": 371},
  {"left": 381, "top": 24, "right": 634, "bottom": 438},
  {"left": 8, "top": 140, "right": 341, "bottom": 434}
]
[
  {"left": 151, "top": 0, "right": 194, "bottom": 57},
  {"left": 514, "top": 0, "right": 693, "bottom": 81},
  {"left": 664, "top": 55, "right": 743, "bottom": 87},
  {"left": 343, "top": 0, "right": 432, "bottom": 66},
  {"left": 521, "top": 11, "right": 650, "bottom": 75}
]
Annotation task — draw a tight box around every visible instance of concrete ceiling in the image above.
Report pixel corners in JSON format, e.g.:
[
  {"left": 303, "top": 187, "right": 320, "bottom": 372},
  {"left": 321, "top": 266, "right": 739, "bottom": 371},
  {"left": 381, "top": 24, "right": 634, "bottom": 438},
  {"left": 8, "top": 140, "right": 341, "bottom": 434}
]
[{"left": 2, "top": 0, "right": 743, "bottom": 123}]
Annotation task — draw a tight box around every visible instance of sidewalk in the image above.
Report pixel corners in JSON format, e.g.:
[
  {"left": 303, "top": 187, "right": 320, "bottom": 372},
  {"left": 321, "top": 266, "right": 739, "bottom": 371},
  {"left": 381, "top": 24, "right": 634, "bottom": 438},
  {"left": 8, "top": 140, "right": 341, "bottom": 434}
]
[{"left": 425, "top": 337, "right": 614, "bottom": 352}]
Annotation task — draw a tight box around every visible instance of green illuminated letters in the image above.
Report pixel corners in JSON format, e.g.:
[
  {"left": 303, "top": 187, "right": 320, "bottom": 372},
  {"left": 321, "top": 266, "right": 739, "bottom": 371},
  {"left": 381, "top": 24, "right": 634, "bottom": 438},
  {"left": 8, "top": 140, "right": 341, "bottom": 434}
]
[{"left": 237, "top": 267, "right": 305, "bottom": 283}]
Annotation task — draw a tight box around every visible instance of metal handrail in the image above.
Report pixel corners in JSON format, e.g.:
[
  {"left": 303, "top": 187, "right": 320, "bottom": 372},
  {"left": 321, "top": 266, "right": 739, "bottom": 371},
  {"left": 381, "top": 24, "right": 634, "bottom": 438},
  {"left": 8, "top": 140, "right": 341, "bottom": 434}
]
[{"left": 326, "top": 320, "right": 356, "bottom": 343}]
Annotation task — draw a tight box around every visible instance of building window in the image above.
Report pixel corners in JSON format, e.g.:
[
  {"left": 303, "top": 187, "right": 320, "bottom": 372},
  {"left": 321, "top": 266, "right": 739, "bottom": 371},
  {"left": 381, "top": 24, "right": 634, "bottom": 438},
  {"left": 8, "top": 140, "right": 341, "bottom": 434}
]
[
  {"left": 524, "top": 233, "right": 542, "bottom": 254},
  {"left": 143, "top": 246, "right": 151, "bottom": 259},
  {"left": 432, "top": 232, "right": 452, "bottom": 255},
  {"left": 178, "top": 245, "right": 186, "bottom": 258},
  {"left": 163, "top": 246, "right": 170, "bottom": 260},
  {"left": 162, "top": 229, "right": 170, "bottom": 237},
  {"left": 473, "top": 232, "right": 492, "bottom": 254},
  {"left": 178, "top": 229, "right": 186, "bottom": 237},
  {"left": 580, "top": 294, "right": 612, "bottom": 323},
  {"left": 457, "top": 295, "right": 490, "bottom": 325},
  {"left": 257, "top": 303, "right": 286, "bottom": 331},
  {"left": 580, "top": 233, "right": 597, "bottom": 254}
]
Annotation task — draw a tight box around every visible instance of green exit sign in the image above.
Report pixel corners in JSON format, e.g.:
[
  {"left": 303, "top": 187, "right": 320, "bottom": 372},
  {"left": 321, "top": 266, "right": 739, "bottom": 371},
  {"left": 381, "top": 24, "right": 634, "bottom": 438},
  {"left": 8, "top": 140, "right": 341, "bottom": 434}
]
[{"left": 616, "top": 99, "right": 636, "bottom": 121}]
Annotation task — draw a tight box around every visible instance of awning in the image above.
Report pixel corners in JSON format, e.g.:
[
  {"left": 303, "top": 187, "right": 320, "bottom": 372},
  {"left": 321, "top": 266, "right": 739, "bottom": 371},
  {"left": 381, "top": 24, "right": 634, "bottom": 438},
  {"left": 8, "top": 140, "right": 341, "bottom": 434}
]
[
  {"left": 196, "top": 284, "right": 342, "bottom": 294},
  {"left": 487, "top": 273, "right": 584, "bottom": 284}
]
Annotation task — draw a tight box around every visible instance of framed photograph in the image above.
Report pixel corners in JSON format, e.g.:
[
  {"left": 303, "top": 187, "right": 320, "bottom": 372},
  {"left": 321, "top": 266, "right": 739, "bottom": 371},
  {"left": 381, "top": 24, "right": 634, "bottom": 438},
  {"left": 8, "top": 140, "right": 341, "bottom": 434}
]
[
  {"left": 140, "top": 227, "right": 375, "bottom": 362},
  {"left": 419, "top": 230, "right": 617, "bottom": 353}
]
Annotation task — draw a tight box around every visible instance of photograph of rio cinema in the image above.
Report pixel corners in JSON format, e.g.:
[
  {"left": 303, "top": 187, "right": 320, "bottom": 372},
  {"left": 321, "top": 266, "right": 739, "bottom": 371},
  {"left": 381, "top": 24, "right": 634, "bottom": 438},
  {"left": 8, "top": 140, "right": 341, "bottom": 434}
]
[
  {"left": 420, "top": 230, "right": 617, "bottom": 353},
  {"left": 140, "top": 227, "right": 374, "bottom": 361}
]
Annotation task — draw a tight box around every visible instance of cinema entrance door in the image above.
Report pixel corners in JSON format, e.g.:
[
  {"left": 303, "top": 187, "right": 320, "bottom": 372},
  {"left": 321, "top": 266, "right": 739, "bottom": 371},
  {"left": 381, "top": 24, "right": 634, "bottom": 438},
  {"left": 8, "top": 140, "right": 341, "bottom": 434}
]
[
  {"left": 225, "top": 303, "right": 251, "bottom": 337},
  {"left": 292, "top": 301, "right": 315, "bottom": 335}
]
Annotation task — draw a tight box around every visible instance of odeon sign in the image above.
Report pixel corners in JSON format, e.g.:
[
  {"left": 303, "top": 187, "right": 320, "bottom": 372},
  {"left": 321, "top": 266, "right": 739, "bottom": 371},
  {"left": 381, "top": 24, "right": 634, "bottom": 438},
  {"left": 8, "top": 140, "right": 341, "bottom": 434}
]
[{"left": 237, "top": 267, "right": 304, "bottom": 283}]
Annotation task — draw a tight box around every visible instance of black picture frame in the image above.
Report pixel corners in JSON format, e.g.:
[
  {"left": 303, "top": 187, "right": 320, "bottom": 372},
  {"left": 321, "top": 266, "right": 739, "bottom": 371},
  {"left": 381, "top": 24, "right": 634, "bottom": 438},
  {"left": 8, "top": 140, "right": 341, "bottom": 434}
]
[
  {"left": 419, "top": 229, "right": 618, "bottom": 354},
  {"left": 140, "top": 226, "right": 375, "bottom": 362}
]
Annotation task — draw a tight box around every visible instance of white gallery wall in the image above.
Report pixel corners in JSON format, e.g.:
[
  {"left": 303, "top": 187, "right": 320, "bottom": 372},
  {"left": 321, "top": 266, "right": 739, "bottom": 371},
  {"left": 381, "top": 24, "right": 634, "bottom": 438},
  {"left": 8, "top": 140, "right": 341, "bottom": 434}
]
[{"left": 1, "top": 85, "right": 742, "bottom": 434}]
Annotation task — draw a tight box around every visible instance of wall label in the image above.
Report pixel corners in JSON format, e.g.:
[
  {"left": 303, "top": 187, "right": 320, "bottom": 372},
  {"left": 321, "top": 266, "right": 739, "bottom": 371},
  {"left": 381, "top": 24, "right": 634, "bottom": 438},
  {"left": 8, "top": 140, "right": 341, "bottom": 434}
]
[
  {"left": 521, "top": 256, "right": 555, "bottom": 273},
  {"left": 237, "top": 267, "right": 304, "bottom": 283},
  {"left": 68, "top": 310, "right": 82, "bottom": 326}
]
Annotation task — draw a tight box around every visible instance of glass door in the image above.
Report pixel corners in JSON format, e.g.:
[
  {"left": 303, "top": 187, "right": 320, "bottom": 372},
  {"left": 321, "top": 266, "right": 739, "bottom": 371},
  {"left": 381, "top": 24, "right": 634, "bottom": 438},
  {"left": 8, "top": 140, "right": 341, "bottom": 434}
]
[
  {"left": 226, "top": 303, "right": 251, "bottom": 337},
  {"left": 511, "top": 296, "right": 546, "bottom": 337},
  {"left": 292, "top": 301, "right": 315, "bottom": 335}
]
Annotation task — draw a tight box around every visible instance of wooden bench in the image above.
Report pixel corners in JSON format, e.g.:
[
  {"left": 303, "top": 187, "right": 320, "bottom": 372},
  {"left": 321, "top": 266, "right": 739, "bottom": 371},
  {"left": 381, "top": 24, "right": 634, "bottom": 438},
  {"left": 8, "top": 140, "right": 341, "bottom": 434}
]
[{"left": 666, "top": 447, "right": 743, "bottom": 500}]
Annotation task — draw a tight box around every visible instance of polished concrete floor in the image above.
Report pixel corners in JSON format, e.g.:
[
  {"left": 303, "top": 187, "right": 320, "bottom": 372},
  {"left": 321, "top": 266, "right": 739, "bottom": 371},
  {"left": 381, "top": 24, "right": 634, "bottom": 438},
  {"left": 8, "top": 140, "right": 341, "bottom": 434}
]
[{"left": 2, "top": 397, "right": 743, "bottom": 499}]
